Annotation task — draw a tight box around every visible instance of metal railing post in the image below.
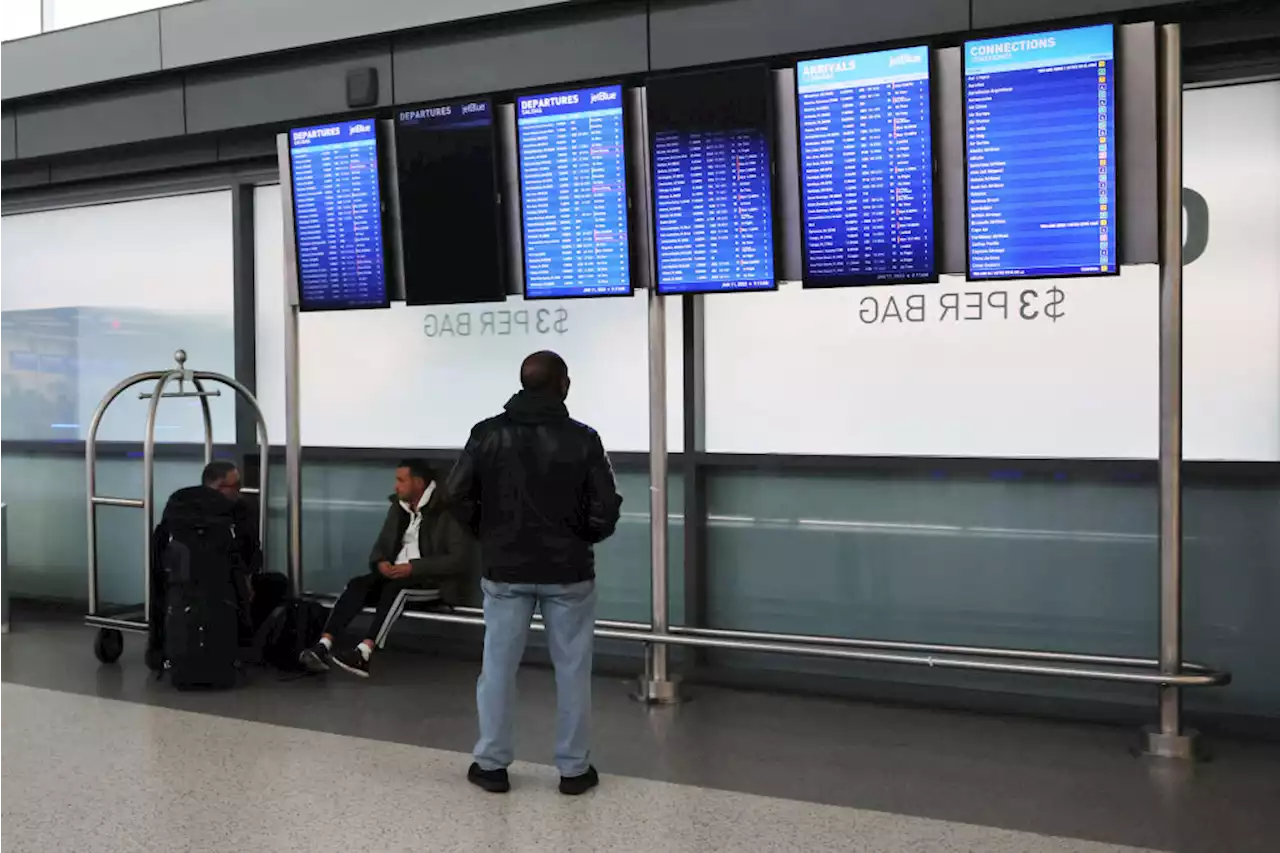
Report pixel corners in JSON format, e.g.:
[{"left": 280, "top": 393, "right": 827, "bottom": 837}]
[
  {"left": 1146, "top": 22, "right": 1196, "bottom": 760},
  {"left": 635, "top": 285, "right": 681, "bottom": 704},
  {"left": 2, "top": 503, "right": 10, "bottom": 634},
  {"left": 284, "top": 302, "right": 302, "bottom": 596},
  {"left": 277, "top": 132, "right": 304, "bottom": 597}
]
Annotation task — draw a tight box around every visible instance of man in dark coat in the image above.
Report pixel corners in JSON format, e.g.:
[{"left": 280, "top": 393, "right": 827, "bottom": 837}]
[
  {"left": 446, "top": 351, "right": 622, "bottom": 796},
  {"left": 299, "top": 458, "right": 476, "bottom": 678},
  {"left": 199, "top": 460, "right": 288, "bottom": 635}
]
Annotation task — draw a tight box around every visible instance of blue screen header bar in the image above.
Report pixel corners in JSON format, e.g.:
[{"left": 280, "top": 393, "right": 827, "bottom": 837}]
[
  {"left": 289, "top": 118, "right": 378, "bottom": 149},
  {"left": 965, "top": 24, "right": 1115, "bottom": 75},
  {"left": 797, "top": 45, "right": 930, "bottom": 93},
  {"left": 398, "top": 99, "right": 493, "bottom": 129},
  {"left": 517, "top": 84, "right": 623, "bottom": 121}
]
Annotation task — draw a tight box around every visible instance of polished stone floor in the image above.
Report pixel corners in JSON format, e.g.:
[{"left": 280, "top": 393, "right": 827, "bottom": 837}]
[
  {"left": 3, "top": 684, "right": 1166, "bottom": 853},
  {"left": 3, "top": 613, "right": 1279, "bottom": 852}
]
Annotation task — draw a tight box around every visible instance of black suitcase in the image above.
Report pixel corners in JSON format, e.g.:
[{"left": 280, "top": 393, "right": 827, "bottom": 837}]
[{"left": 149, "top": 486, "right": 243, "bottom": 690}]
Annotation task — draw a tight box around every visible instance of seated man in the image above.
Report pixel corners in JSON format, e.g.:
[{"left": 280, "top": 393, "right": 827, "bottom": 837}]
[
  {"left": 200, "top": 460, "right": 289, "bottom": 638},
  {"left": 300, "top": 458, "right": 476, "bottom": 678}
]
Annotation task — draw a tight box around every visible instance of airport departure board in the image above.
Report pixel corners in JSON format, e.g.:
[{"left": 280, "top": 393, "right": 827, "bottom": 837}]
[
  {"left": 289, "top": 119, "right": 389, "bottom": 311},
  {"left": 517, "top": 84, "right": 631, "bottom": 299},
  {"left": 648, "top": 65, "right": 776, "bottom": 295},
  {"left": 965, "top": 24, "right": 1118, "bottom": 280},
  {"left": 396, "top": 98, "right": 505, "bottom": 305},
  {"left": 796, "top": 46, "right": 936, "bottom": 287}
]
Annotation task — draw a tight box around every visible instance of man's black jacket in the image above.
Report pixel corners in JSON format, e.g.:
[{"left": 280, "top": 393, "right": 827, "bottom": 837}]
[
  {"left": 366, "top": 485, "right": 478, "bottom": 606},
  {"left": 444, "top": 389, "right": 622, "bottom": 585}
]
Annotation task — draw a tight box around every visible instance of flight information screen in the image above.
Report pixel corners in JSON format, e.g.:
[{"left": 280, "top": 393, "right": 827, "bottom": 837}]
[
  {"left": 517, "top": 84, "right": 631, "bottom": 299},
  {"left": 396, "top": 98, "right": 505, "bottom": 305},
  {"left": 648, "top": 64, "right": 775, "bottom": 295},
  {"left": 796, "top": 46, "right": 936, "bottom": 288},
  {"left": 965, "top": 24, "right": 1118, "bottom": 280},
  {"left": 289, "top": 119, "right": 389, "bottom": 311}
]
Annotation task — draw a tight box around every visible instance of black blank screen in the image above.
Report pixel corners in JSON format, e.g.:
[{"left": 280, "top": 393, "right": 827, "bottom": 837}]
[{"left": 395, "top": 99, "right": 505, "bottom": 305}]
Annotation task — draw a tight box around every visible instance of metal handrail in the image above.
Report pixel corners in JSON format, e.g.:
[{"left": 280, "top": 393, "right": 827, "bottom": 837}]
[
  {"left": 298, "top": 593, "right": 1226, "bottom": 683},
  {"left": 394, "top": 607, "right": 1229, "bottom": 688},
  {"left": 448, "top": 607, "right": 1219, "bottom": 674}
]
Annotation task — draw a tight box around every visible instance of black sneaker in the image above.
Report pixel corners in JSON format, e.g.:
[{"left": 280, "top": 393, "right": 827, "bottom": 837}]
[
  {"left": 331, "top": 648, "right": 370, "bottom": 678},
  {"left": 298, "top": 644, "right": 331, "bottom": 674},
  {"left": 559, "top": 765, "right": 599, "bottom": 796},
  {"left": 468, "top": 762, "right": 511, "bottom": 794}
]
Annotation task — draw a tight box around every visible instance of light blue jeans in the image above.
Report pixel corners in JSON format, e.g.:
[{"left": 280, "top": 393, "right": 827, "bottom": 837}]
[{"left": 474, "top": 578, "right": 597, "bottom": 777}]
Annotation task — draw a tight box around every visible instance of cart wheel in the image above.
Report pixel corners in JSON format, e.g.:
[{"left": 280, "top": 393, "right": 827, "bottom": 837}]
[{"left": 93, "top": 628, "right": 124, "bottom": 664}]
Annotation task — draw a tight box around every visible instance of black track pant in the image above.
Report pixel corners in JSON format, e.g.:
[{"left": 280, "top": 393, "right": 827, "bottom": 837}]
[{"left": 323, "top": 573, "right": 418, "bottom": 645}]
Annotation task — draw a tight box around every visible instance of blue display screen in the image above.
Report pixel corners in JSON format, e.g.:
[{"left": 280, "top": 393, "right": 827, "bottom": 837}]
[
  {"left": 289, "top": 119, "right": 389, "bottom": 310},
  {"left": 517, "top": 84, "right": 631, "bottom": 299},
  {"left": 649, "top": 65, "right": 775, "bottom": 295},
  {"left": 965, "top": 24, "right": 1118, "bottom": 280},
  {"left": 797, "top": 46, "right": 936, "bottom": 287}
]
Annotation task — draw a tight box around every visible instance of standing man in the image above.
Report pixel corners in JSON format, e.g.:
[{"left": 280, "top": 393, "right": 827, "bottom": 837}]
[{"left": 446, "top": 351, "right": 622, "bottom": 796}]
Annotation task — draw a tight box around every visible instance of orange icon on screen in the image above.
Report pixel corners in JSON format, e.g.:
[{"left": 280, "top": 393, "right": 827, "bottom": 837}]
[{"left": 1101, "top": 204, "right": 1109, "bottom": 211}]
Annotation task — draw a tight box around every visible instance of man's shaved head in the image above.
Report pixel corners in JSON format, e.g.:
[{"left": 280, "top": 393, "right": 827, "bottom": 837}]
[{"left": 520, "top": 350, "right": 570, "bottom": 399}]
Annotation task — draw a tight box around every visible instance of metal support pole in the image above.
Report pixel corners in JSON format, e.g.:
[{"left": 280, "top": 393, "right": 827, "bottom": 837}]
[
  {"left": 142, "top": 370, "right": 180, "bottom": 624},
  {"left": 2, "top": 503, "right": 10, "bottom": 634},
  {"left": 278, "top": 133, "right": 304, "bottom": 597},
  {"left": 635, "top": 287, "right": 681, "bottom": 704},
  {"left": 284, "top": 310, "right": 302, "bottom": 593},
  {"left": 1146, "top": 23, "right": 1196, "bottom": 761}
]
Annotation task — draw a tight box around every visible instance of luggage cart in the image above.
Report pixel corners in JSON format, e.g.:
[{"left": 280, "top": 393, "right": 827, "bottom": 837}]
[{"left": 85, "top": 350, "right": 270, "bottom": 663}]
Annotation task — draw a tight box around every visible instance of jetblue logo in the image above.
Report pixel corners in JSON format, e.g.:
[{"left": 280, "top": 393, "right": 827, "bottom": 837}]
[
  {"left": 349, "top": 122, "right": 373, "bottom": 136},
  {"left": 462, "top": 101, "right": 486, "bottom": 115},
  {"left": 890, "top": 53, "right": 922, "bottom": 67},
  {"left": 590, "top": 89, "right": 618, "bottom": 104}
]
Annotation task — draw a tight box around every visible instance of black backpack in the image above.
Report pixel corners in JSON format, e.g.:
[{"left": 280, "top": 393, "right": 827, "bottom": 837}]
[
  {"left": 147, "top": 486, "right": 243, "bottom": 690},
  {"left": 251, "top": 599, "right": 329, "bottom": 673}
]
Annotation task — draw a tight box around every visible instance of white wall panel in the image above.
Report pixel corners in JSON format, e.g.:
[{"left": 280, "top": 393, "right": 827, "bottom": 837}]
[
  {"left": 703, "top": 81, "right": 1280, "bottom": 461},
  {"left": 254, "top": 184, "right": 682, "bottom": 452}
]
